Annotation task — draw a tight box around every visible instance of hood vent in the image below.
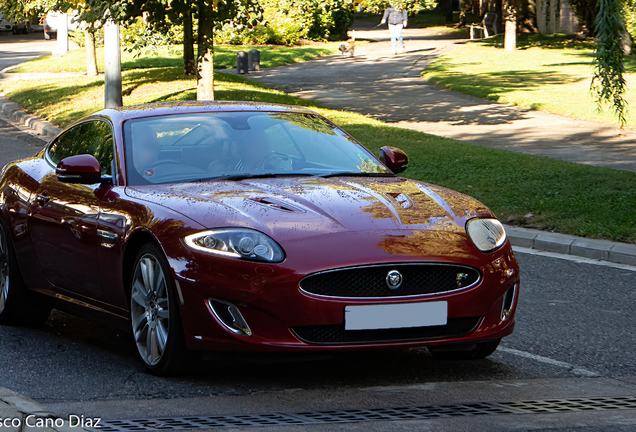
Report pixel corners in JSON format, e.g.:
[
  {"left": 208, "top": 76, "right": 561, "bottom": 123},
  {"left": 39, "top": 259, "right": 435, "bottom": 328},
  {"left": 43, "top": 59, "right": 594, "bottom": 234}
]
[{"left": 248, "top": 197, "right": 304, "bottom": 213}]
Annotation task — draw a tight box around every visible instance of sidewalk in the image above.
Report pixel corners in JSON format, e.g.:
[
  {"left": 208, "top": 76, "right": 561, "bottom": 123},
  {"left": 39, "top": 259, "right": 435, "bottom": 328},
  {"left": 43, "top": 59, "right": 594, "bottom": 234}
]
[
  {"left": 235, "top": 22, "right": 636, "bottom": 172},
  {"left": 0, "top": 387, "right": 83, "bottom": 431}
]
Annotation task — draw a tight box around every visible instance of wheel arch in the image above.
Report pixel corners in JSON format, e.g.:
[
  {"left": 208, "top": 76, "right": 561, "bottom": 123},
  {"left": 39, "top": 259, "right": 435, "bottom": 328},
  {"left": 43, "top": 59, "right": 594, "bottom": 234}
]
[{"left": 122, "top": 229, "right": 161, "bottom": 299}]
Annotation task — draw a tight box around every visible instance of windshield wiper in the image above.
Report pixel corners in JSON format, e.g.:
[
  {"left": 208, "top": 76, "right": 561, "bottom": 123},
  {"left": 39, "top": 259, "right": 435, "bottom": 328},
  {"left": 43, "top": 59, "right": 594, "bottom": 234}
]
[
  {"left": 319, "top": 172, "right": 394, "bottom": 178},
  {"left": 191, "top": 173, "right": 316, "bottom": 183}
]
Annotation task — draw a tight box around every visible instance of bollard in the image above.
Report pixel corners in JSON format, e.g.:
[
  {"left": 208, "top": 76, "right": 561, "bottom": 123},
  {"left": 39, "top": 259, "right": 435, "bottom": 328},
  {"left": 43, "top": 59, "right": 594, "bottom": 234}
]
[
  {"left": 248, "top": 49, "right": 261, "bottom": 71},
  {"left": 237, "top": 51, "right": 248, "bottom": 74}
]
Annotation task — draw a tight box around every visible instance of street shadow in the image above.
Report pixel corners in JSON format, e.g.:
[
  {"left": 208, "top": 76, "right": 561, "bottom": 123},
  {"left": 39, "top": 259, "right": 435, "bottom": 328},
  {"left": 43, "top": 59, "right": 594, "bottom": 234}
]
[
  {"left": 4, "top": 79, "right": 103, "bottom": 125},
  {"left": 477, "top": 34, "right": 595, "bottom": 51},
  {"left": 0, "top": 309, "right": 531, "bottom": 403}
]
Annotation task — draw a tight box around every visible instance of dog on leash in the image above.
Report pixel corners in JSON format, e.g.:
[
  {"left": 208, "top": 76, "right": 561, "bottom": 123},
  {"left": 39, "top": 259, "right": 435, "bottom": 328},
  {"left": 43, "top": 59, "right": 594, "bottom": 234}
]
[{"left": 338, "top": 30, "right": 356, "bottom": 57}]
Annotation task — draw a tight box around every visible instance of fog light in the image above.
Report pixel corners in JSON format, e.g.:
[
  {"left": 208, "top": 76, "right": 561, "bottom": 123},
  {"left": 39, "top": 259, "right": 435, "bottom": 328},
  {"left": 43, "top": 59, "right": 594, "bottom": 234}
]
[{"left": 207, "top": 299, "right": 252, "bottom": 337}]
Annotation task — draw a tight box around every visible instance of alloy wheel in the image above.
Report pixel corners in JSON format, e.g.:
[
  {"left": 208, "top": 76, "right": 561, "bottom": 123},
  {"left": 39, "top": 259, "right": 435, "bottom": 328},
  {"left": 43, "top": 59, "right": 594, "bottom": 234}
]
[{"left": 130, "top": 253, "right": 170, "bottom": 367}]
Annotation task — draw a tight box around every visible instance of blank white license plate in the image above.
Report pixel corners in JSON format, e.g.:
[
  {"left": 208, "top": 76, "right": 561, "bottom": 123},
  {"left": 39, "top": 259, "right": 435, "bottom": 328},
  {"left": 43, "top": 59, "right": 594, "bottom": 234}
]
[{"left": 344, "top": 301, "right": 448, "bottom": 331}]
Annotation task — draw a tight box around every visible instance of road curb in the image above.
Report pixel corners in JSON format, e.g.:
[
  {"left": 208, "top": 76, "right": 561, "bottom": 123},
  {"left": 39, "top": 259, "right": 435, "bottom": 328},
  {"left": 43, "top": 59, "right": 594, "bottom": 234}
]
[
  {"left": 505, "top": 226, "right": 636, "bottom": 266},
  {"left": 0, "top": 92, "right": 61, "bottom": 141}
]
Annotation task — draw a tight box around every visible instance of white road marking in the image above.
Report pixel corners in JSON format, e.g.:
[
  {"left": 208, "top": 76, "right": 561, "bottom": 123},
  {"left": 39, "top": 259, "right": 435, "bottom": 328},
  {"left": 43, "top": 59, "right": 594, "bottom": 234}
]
[
  {"left": 513, "top": 246, "right": 636, "bottom": 272},
  {"left": 498, "top": 347, "right": 600, "bottom": 377}
]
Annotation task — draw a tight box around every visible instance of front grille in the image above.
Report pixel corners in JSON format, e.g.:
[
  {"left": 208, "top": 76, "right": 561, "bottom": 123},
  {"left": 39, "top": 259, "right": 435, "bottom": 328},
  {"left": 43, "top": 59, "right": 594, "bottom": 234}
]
[
  {"left": 300, "top": 264, "right": 481, "bottom": 298},
  {"left": 292, "top": 317, "right": 480, "bottom": 344}
]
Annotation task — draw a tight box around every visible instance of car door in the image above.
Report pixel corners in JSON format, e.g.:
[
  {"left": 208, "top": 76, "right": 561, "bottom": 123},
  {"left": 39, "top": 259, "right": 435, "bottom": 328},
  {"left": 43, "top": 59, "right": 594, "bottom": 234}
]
[{"left": 28, "top": 120, "right": 115, "bottom": 302}]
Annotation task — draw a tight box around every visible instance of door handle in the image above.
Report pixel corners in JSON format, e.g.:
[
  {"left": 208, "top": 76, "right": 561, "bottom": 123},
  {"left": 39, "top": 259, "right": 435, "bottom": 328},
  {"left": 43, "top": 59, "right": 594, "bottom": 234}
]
[{"left": 35, "top": 194, "right": 50, "bottom": 206}]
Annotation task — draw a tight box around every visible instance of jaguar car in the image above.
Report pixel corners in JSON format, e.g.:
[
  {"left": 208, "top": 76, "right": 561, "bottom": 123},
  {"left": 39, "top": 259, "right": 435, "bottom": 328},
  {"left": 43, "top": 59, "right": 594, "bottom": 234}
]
[{"left": 0, "top": 101, "right": 519, "bottom": 375}]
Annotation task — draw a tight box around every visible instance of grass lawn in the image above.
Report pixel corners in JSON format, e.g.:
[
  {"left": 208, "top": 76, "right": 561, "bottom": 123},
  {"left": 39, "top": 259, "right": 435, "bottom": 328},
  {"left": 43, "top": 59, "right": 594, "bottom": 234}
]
[
  {"left": 421, "top": 34, "right": 636, "bottom": 126},
  {"left": 9, "top": 43, "right": 339, "bottom": 73},
  {"left": 2, "top": 54, "right": 636, "bottom": 243}
]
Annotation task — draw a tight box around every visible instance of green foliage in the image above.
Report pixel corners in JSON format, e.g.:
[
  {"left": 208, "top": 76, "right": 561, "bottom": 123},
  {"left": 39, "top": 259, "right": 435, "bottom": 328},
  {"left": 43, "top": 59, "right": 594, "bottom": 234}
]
[
  {"left": 215, "top": 0, "right": 358, "bottom": 44},
  {"left": 121, "top": 17, "right": 177, "bottom": 58},
  {"left": 624, "top": 0, "right": 636, "bottom": 42},
  {"left": 215, "top": 22, "right": 306, "bottom": 45},
  {"left": 568, "top": 0, "right": 598, "bottom": 35},
  {"left": 358, "top": 0, "right": 437, "bottom": 14},
  {"left": 266, "top": 0, "right": 356, "bottom": 42},
  {"left": 0, "top": 0, "right": 49, "bottom": 22},
  {"left": 592, "top": 0, "right": 628, "bottom": 127}
]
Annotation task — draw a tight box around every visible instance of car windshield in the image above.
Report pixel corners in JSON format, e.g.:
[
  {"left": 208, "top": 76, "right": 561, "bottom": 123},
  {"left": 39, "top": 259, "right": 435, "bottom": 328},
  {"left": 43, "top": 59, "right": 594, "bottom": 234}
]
[{"left": 123, "top": 111, "right": 390, "bottom": 185}]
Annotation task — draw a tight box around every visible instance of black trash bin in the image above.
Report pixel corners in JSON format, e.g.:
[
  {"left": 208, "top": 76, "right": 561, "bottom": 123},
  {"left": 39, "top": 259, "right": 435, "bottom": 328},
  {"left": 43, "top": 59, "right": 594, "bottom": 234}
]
[
  {"left": 248, "top": 49, "right": 260, "bottom": 72},
  {"left": 237, "top": 51, "right": 248, "bottom": 74}
]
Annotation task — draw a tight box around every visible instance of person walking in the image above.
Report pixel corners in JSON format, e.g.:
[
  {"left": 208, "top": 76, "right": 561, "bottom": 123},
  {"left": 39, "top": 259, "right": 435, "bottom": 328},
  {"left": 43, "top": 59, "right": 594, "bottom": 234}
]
[{"left": 381, "top": 3, "right": 408, "bottom": 55}]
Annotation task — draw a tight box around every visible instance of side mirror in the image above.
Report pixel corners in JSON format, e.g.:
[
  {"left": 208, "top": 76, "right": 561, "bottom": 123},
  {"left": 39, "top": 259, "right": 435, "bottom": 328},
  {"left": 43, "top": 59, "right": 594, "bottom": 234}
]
[
  {"left": 56, "top": 154, "right": 102, "bottom": 184},
  {"left": 379, "top": 146, "right": 408, "bottom": 174}
]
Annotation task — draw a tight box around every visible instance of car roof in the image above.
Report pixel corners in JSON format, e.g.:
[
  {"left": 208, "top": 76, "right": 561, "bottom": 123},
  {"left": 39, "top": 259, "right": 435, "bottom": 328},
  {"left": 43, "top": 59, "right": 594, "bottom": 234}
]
[{"left": 94, "top": 101, "right": 319, "bottom": 123}]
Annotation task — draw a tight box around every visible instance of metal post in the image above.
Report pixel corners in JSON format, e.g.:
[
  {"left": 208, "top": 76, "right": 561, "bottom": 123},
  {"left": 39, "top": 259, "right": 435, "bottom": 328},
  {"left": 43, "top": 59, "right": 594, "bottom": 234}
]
[
  {"left": 57, "top": 13, "right": 68, "bottom": 56},
  {"left": 237, "top": 51, "right": 248, "bottom": 75},
  {"left": 104, "top": 20, "right": 123, "bottom": 108}
]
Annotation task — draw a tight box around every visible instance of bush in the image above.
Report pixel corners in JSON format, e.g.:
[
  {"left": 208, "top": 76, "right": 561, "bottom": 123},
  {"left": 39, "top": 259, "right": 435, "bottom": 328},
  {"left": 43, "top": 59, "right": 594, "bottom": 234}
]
[
  {"left": 215, "top": 21, "right": 306, "bottom": 45},
  {"left": 215, "top": 0, "right": 355, "bottom": 45}
]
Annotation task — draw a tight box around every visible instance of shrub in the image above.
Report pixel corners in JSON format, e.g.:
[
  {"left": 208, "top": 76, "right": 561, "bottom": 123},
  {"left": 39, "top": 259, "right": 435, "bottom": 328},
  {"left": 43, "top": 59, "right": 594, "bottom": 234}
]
[{"left": 215, "top": 0, "right": 356, "bottom": 45}]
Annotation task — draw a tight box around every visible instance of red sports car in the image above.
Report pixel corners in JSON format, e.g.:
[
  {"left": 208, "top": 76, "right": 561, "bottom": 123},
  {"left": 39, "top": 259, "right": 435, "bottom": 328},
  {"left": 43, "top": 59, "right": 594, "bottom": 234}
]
[{"left": 0, "top": 102, "right": 519, "bottom": 375}]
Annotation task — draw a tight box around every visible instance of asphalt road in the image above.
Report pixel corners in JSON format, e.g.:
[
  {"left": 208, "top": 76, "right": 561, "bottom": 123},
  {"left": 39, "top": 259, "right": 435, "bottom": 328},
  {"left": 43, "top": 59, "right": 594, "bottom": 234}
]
[
  {"left": 0, "top": 34, "right": 635, "bottom": 432},
  {"left": 0, "top": 115, "right": 635, "bottom": 430},
  {"left": 0, "top": 32, "right": 55, "bottom": 71}
]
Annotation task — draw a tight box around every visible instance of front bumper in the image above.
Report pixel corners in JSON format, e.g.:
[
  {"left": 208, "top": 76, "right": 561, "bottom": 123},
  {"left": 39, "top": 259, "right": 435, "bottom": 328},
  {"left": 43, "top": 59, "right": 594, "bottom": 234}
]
[{"left": 174, "top": 241, "right": 520, "bottom": 352}]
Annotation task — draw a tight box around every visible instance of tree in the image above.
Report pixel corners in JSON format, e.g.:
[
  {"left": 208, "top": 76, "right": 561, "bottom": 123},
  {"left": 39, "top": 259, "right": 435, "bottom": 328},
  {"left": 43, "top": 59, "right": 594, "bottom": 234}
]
[
  {"left": 592, "top": 0, "right": 628, "bottom": 126},
  {"left": 503, "top": 0, "right": 517, "bottom": 51},
  {"left": 86, "top": 0, "right": 261, "bottom": 101},
  {"left": 198, "top": 0, "right": 215, "bottom": 100},
  {"left": 124, "top": 0, "right": 197, "bottom": 76}
]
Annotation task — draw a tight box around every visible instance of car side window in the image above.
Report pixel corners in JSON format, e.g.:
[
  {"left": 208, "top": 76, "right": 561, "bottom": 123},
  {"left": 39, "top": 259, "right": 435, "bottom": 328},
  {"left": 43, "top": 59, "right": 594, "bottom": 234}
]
[{"left": 48, "top": 120, "right": 115, "bottom": 175}]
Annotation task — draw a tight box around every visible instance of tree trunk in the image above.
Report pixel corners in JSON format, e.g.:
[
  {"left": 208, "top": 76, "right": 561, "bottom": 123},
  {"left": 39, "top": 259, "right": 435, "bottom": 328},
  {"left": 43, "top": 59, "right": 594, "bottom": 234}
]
[
  {"left": 183, "top": 4, "right": 195, "bottom": 76},
  {"left": 85, "top": 28, "right": 98, "bottom": 77},
  {"left": 444, "top": 0, "right": 454, "bottom": 22},
  {"left": 504, "top": 1, "right": 516, "bottom": 51},
  {"left": 458, "top": 0, "right": 467, "bottom": 27},
  {"left": 197, "top": 0, "right": 215, "bottom": 100}
]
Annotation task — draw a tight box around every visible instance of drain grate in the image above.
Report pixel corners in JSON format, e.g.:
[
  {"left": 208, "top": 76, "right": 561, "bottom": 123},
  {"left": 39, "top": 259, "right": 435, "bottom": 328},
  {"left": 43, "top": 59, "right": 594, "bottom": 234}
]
[{"left": 94, "top": 396, "right": 636, "bottom": 431}]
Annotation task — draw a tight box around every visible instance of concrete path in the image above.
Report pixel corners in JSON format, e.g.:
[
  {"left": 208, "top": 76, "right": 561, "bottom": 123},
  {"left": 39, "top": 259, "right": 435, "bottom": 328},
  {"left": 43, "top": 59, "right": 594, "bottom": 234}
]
[
  {"left": 0, "top": 32, "right": 55, "bottom": 71},
  {"left": 238, "top": 22, "right": 636, "bottom": 172}
]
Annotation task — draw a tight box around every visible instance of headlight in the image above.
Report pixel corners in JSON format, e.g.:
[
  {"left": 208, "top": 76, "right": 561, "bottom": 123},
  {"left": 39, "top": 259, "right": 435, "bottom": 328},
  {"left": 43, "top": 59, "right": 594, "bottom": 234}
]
[
  {"left": 184, "top": 228, "right": 285, "bottom": 263},
  {"left": 466, "top": 218, "right": 507, "bottom": 252}
]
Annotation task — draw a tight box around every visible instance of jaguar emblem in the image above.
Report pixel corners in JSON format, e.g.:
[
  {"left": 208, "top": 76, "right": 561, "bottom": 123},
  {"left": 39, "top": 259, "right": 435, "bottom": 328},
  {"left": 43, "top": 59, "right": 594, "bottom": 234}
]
[{"left": 386, "top": 270, "right": 403, "bottom": 290}]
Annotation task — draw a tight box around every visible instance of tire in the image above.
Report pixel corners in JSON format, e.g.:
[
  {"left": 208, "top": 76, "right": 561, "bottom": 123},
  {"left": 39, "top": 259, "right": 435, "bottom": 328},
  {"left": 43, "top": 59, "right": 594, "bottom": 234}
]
[
  {"left": 0, "top": 221, "right": 51, "bottom": 326},
  {"left": 130, "top": 243, "right": 188, "bottom": 376},
  {"left": 428, "top": 339, "right": 501, "bottom": 361}
]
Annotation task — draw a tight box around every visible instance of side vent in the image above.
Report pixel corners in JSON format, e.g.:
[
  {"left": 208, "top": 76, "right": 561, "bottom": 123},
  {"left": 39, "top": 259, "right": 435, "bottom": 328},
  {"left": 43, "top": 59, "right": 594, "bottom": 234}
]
[
  {"left": 500, "top": 284, "right": 517, "bottom": 322},
  {"left": 248, "top": 197, "right": 303, "bottom": 213},
  {"left": 207, "top": 299, "right": 252, "bottom": 337}
]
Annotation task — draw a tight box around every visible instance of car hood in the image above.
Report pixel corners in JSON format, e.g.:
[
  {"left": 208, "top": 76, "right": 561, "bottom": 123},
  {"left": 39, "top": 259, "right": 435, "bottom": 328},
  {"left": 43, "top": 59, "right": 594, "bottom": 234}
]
[{"left": 126, "top": 176, "right": 492, "bottom": 240}]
